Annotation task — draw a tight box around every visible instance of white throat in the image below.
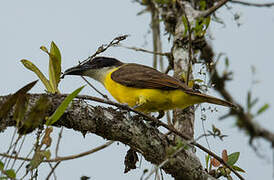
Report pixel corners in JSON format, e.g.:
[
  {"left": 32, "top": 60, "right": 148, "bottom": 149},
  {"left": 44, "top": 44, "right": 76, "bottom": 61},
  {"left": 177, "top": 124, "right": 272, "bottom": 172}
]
[{"left": 84, "top": 66, "right": 116, "bottom": 84}]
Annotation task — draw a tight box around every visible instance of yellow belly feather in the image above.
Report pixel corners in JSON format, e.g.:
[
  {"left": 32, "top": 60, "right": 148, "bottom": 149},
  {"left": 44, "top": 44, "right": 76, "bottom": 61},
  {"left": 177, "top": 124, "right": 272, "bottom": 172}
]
[{"left": 103, "top": 68, "right": 200, "bottom": 112}]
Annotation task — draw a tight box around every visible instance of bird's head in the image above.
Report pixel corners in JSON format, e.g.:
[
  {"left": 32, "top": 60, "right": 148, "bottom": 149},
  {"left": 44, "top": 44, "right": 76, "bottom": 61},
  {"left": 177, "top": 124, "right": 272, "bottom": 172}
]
[{"left": 63, "top": 56, "right": 123, "bottom": 82}]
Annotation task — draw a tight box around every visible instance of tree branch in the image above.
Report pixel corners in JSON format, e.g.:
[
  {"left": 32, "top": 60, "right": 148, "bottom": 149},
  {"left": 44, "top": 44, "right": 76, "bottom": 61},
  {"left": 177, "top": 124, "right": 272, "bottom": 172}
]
[{"left": 0, "top": 93, "right": 217, "bottom": 180}]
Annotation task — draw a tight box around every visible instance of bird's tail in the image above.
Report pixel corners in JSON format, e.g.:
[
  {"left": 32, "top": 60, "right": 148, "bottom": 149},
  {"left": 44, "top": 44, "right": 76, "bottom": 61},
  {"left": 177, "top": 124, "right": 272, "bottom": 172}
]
[{"left": 189, "top": 92, "right": 237, "bottom": 109}]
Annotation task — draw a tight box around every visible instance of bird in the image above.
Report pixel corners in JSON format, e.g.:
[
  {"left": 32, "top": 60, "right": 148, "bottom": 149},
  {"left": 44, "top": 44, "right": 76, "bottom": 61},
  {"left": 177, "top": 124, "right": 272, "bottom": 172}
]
[{"left": 63, "top": 56, "right": 236, "bottom": 118}]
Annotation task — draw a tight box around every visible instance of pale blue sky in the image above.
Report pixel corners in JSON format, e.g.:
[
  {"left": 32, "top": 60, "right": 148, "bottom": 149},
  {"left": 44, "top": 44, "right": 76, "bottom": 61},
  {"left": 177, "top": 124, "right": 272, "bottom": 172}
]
[{"left": 0, "top": 1, "right": 274, "bottom": 179}]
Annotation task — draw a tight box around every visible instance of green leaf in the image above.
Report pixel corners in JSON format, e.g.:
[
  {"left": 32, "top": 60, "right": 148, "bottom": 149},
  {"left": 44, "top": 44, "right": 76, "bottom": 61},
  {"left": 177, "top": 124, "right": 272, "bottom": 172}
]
[
  {"left": 205, "top": 154, "right": 210, "bottom": 170},
  {"left": 257, "top": 103, "right": 269, "bottom": 115},
  {"left": 0, "top": 161, "right": 4, "bottom": 170},
  {"left": 4, "top": 169, "right": 16, "bottom": 178},
  {"left": 225, "top": 57, "right": 229, "bottom": 68},
  {"left": 0, "top": 80, "right": 37, "bottom": 119},
  {"left": 194, "top": 16, "right": 210, "bottom": 37},
  {"left": 21, "top": 59, "right": 53, "bottom": 92},
  {"left": 40, "top": 46, "right": 49, "bottom": 53},
  {"left": 203, "top": 17, "right": 211, "bottom": 31},
  {"left": 194, "top": 20, "right": 202, "bottom": 36},
  {"left": 154, "top": 0, "right": 170, "bottom": 4},
  {"left": 232, "top": 165, "right": 245, "bottom": 173},
  {"left": 18, "top": 95, "right": 50, "bottom": 135},
  {"left": 247, "top": 90, "right": 251, "bottom": 110},
  {"left": 218, "top": 167, "right": 226, "bottom": 175},
  {"left": 48, "top": 41, "right": 61, "bottom": 93},
  {"left": 199, "top": 0, "right": 206, "bottom": 10},
  {"left": 46, "top": 86, "right": 84, "bottom": 125},
  {"left": 0, "top": 177, "right": 8, "bottom": 180},
  {"left": 43, "top": 150, "right": 51, "bottom": 160},
  {"left": 227, "top": 152, "right": 240, "bottom": 166},
  {"left": 29, "top": 150, "right": 50, "bottom": 170},
  {"left": 50, "top": 42, "right": 62, "bottom": 79}
]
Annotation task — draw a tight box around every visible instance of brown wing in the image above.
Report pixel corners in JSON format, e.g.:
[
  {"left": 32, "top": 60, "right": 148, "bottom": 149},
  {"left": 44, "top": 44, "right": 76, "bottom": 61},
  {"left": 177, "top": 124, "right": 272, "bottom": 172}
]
[
  {"left": 111, "top": 63, "right": 192, "bottom": 91},
  {"left": 111, "top": 63, "right": 237, "bottom": 109}
]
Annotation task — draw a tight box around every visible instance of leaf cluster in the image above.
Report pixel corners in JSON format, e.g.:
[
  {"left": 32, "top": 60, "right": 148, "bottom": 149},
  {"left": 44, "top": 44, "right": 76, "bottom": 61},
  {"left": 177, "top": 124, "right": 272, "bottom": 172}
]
[
  {"left": 205, "top": 150, "right": 245, "bottom": 180},
  {"left": 0, "top": 42, "right": 84, "bottom": 178},
  {"left": 21, "top": 41, "right": 62, "bottom": 93}
]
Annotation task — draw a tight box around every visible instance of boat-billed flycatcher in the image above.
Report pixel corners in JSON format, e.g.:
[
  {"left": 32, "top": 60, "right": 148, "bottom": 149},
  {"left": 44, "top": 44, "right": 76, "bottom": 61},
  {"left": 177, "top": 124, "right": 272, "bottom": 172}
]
[{"left": 63, "top": 57, "right": 236, "bottom": 114}]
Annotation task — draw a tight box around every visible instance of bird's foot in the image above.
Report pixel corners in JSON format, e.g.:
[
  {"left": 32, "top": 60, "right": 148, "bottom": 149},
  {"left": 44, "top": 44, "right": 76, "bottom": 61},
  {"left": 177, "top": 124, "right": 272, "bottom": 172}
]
[{"left": 156, "top": 110, "right": 165, "bottom": 119}]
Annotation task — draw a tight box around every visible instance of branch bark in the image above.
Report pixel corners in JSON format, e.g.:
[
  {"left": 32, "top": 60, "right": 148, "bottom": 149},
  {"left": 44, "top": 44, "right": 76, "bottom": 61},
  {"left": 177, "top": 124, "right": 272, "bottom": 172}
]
[{"left": 0, "top": 93, "right": 217, "bottom": 180}]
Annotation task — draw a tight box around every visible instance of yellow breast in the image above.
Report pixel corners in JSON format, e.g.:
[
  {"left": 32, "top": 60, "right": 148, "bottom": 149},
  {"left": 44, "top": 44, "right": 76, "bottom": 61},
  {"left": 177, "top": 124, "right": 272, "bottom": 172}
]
[{"left": 103, "top": 68, "right": 198, "bottom": 112}]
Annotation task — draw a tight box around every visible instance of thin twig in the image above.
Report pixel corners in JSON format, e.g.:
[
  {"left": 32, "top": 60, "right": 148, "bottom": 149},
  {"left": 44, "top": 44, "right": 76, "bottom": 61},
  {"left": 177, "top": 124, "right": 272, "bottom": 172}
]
[
  {"left": 118, "top": 44, "right": 169, "bottom": 57},
  {"left": 10, "top": 135, "right": 26, "bottom": 169},
  {"left": 1, "top": 128, "right": 16, "bottom": 177},
  {"left": 5, "top": 135, "right": 21, "bottom": 170},
  {"left": 201, "top": 117, "right": 211, "bottom": 149},
  {"left": 47, "top": 163, "right": 57, "bottom": 180},
  {"left": 0, "top": 128, "right": 16, "bottom": 161},
  {"left": 194, "top": 133, "right": 212, "bottom": 142},
  {"left": 80, "top": 35, "right": 129, "bottom": 65},
  {"left": 0, "top": 141, "right": 114, "bottom": 163},
  {"left": 81, "top": 76, "right": 109, "bottom": 100},
  {"left": 0, "top": 167, "right": 10, "bottom": 178},
  {"left": 16, "top": 146, "right": 35, "bottom": 173},
  {"left": 230, "top": 0, "right": 274, "bottom": 7},
  {"left": 46, "top": 161, "right": 61, "bottom": 180},
  {"left": 55, "top": 127, "right": 64, "bottom": 158}
]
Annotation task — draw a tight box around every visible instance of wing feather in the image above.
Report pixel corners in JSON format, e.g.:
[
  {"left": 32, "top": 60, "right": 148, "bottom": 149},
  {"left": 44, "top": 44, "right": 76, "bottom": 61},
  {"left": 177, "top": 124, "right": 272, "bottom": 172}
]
[{"left": 111, "top": 63, "right": 192, "bottom": 91}]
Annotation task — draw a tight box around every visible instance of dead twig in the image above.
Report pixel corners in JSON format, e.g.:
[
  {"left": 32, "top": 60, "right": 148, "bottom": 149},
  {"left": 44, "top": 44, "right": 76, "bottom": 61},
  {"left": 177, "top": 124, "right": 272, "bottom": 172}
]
[
  {"left": 0, "top": 141, "right": 114, "bottom": 163},
  {"left": 46, "top": 161, "right": 61, "bottom": 180},
  {"left": 118, "top": 44, "right": 169, "bottom": 57},
  {"left": 81, "top": 76, "right": 109, "bottom": 100},
  {"left": 55, "top": 127, "right": 63, "bottom": 158},
  {"left": 79, "top": 35, "right": 129, "bottom": 65}
]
